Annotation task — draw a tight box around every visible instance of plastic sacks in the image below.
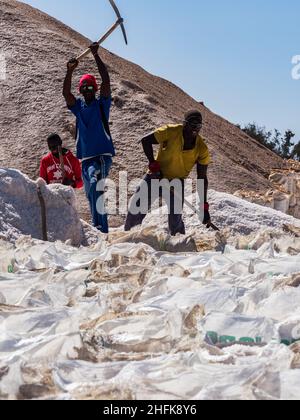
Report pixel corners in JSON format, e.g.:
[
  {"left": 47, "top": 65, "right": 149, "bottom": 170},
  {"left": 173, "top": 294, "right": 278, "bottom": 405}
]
[{"left": 1, "top": 227, "right": 300, "bottom": 399}]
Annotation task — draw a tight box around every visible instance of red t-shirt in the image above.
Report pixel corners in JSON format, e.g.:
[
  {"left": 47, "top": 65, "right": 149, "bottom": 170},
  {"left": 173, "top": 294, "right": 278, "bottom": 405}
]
[{"left": 40, "top": 150, "right": 83, "bottom": 189}]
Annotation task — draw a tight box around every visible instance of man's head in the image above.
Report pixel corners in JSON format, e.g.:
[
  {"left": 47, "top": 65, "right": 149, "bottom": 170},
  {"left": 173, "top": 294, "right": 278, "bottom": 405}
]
[
  {"left": 47, "top": 133, "right": 62, "bottom": 154},
  {"left": 183, "top": 110, "right": 203, "bottom": 138},
  {"left": 79, "top": 74, "right": 98, "bottom": 103}
]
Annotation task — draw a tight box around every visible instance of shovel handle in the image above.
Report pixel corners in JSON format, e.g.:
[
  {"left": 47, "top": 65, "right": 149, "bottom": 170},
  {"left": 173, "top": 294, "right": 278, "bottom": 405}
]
[{"left": 76, "top": 19, "right": 121, "bottom": 61}]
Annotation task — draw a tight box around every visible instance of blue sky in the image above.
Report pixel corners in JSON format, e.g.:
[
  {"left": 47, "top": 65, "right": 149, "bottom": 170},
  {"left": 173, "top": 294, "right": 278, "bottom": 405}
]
[{"left": 22, "top": 0, "right": 300, "bottom": 141}]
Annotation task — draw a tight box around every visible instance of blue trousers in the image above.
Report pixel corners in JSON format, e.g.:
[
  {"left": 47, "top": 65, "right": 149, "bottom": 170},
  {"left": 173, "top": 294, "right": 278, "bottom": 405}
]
[{"left": 82, "top": 156, "right": 112, "bottom": 234}]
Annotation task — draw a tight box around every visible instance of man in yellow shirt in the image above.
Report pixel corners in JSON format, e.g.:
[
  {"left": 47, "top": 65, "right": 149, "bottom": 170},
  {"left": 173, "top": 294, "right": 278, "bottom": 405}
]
[{"left": 125, "top": 110, "right": 211, "bottom": 236}]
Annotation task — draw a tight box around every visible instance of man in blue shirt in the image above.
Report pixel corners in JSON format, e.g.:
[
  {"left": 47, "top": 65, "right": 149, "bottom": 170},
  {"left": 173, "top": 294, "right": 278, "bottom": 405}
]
[{"left": 63, "top": 43, "right": 115, "bottom": 233}]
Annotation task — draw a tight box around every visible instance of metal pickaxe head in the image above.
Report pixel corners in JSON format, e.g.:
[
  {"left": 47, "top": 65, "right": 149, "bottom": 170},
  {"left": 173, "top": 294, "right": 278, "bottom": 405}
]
[
  {"left": 109, "top": 0, "right": 128, "bottom": 45},
  {"left": 76, "top": 0, "right": 127, "bottom": 61}
]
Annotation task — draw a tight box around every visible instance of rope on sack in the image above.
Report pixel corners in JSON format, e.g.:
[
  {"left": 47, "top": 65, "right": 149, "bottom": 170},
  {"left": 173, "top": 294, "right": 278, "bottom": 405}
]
[{"left": 37, "top": 186, "right": 48, "bottom": 241}]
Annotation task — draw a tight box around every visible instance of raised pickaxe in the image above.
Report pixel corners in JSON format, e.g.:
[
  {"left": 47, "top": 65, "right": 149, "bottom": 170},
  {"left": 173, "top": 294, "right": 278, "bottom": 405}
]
[{"left": 76, "top": 0, "right": 127, "bottom": 61}]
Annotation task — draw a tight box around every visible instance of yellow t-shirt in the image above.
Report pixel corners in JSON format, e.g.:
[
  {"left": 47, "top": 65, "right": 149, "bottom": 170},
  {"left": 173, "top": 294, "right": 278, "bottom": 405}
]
[{"left": 154, "top": 124, "right": 210, "bottom": 179}]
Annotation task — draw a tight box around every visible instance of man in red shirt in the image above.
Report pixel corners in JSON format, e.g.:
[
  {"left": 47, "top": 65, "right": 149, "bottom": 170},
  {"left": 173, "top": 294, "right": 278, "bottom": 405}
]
[{"left": 40, "top": 133, "right": 83, "bottom": 189}]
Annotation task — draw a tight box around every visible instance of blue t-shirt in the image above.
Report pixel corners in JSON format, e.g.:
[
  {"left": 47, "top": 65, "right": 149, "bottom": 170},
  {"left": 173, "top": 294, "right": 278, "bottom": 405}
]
[{"left": 68, "top": 96, "right": 116, "bottom": 160}]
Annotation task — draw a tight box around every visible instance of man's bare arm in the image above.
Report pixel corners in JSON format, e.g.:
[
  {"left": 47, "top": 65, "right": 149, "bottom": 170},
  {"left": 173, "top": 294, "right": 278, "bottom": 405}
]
[
  {"left": 63, "top": 59, "right": 78, "bottom": 107},
  {"left": 90, "top": 43, "right": 111, "bottom": 98},
  {"left": 197, "top": 164, "right": 209, "bottom": 203},
  {"left": 141, "top": 133, "right": 159, "bottom": 163}
]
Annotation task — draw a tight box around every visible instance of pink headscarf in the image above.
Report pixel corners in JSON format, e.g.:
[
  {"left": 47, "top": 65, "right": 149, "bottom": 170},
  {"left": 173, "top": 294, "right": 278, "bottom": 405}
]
[{"left": 78, "top": 74, "right": 99, "bottom": 92}]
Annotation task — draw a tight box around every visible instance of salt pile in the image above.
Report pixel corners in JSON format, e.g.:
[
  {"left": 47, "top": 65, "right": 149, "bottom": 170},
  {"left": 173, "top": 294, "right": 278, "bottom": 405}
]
[
  {"left": 0, "top": 169, "right": 96, "bottom": 246},
  {"left": 145, "top": 189, "right": 300, "bottom": 236}
]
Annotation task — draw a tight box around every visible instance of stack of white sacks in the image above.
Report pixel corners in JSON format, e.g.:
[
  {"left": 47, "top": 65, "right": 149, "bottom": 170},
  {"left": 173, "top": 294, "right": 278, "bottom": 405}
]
[
  {"left": 235, "top": 165, "right": 300, "bottom": 219},
  {"left": 269, "top": 171, "right": 300, "bottom": 218}
]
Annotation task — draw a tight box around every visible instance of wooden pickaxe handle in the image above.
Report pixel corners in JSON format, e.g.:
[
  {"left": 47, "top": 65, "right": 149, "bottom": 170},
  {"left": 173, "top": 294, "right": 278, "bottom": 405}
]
[
  {"left": 76, "top": 19, "right": 123, "bottom": 62},
  {"left": 183, "top": 197, "right": 219, "bottom": 230},
  {"left": 206, "top": 222, "right": 220, "bottom": 232}
]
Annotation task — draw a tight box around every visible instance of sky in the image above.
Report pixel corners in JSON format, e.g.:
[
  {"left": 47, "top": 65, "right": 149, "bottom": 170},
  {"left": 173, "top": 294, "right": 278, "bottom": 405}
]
[{"left": 21, "top": 0, "right": 300, "bottom": 141}]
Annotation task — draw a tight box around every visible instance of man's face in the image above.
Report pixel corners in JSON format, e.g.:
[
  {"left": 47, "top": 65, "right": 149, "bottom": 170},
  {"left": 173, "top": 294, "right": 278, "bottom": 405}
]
[
  {"left": 80, "top": 82, "right": 96, "bottom": 102},
  {"left": 184, "top": 119, "right": 203, "bottom": 138},
  {"left": 48, "top": 140, "right": 61, "bottom": 154}
]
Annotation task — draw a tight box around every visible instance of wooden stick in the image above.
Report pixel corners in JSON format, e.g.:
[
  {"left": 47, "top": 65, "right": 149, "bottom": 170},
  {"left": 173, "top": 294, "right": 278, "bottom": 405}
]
[{"left": 37, "top": 186, "right": 48, "bottom": 242}]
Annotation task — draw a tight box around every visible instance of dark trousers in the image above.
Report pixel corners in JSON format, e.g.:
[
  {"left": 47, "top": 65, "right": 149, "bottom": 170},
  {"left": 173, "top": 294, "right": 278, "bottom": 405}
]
[
  {"left": 82, "top": 156, "right": 112, "bottom": 234},
  {"left": 125, "top": 174, "right": 185, "bottom": 236}
]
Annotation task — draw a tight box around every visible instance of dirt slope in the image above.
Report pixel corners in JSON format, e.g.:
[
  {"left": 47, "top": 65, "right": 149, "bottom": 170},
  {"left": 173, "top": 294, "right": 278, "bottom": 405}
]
[{"left": 0, "top": 0, "right": 283, "bottom": 223}]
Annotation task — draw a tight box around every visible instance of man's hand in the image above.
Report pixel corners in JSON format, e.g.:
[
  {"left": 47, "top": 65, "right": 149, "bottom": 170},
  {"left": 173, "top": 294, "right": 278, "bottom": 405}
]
[
  {"left": 63, "top": 178, "right": 75, "bottom": 187},
  {"left": 89, "top": 42, "right": 99, "bottom": 57},
  {"left": 67, "top": 58, "right": 79, "bottom": 72},
  {"left": 203, "top": 202, "right": 211, "bottom": 225},
  {"left": 149, "top": 161, "right": 161, "bottom": 175}
]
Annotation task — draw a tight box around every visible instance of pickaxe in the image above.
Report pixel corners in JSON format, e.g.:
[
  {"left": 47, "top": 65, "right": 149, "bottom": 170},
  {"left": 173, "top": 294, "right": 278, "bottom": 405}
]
[
  {"left": 179, "top": 194, "right": 220, "bottom": 232},
  {"left": 154, "top": 172, "right": 221, "bottom": 233},
  {"left": 76, "top": 0, "right": 127, "bottom": 61}
]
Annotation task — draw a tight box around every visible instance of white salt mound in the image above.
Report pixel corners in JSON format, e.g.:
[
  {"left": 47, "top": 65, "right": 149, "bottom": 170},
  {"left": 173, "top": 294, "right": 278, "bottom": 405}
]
[
  {"left": 0, "top": 168, "right": 86, "bottom": 246},
  {"left": 1, "top": 169, "right": 300, "bottom": 247},
  {"left": 145, "top": 189, "right": 300, "bottom": 235}
]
